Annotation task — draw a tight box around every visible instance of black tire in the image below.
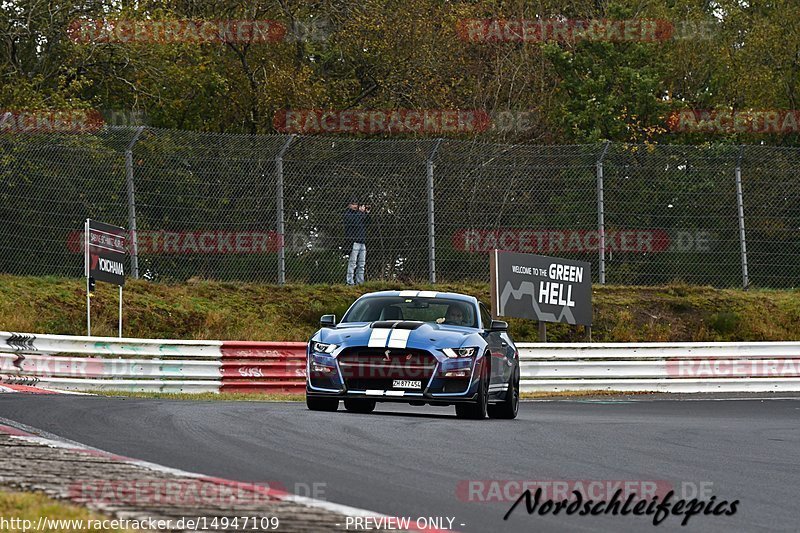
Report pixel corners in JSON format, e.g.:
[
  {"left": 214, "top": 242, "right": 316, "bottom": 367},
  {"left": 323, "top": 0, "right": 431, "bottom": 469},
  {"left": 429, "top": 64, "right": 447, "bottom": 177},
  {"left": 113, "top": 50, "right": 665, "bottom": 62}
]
[
  {"left": 455, "top": 358, "right": 489, "bottom": 419},
  {"left": 488, "top": 365, "right": 519, "bottom": 420},
  {"left": 343, "top": 398, "right": 376, "bottom": 414},
  {"left": 306, "top": 395, "right": 339, "bottom": 412}
]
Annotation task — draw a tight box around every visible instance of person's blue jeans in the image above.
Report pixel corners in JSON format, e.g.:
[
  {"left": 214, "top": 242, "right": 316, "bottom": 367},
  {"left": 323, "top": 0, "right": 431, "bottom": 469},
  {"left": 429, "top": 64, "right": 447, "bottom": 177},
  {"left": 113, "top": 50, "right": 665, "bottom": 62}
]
[{"left": 346, "top": 242, "right": 366, "bottom": 285}]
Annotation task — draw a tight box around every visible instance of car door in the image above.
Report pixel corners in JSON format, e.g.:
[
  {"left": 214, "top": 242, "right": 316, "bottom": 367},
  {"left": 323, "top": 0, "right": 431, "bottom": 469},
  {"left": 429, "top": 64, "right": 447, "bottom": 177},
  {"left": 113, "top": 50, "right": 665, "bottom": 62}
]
[
  {"left": 498, "top": 328, "right": 517, "bottom": 385},
  {"left": 479, "top": 303, "right": 506, "bottom": 391},
  {"left": 480, "top": 304, "right": 517, "bottom": 384}
]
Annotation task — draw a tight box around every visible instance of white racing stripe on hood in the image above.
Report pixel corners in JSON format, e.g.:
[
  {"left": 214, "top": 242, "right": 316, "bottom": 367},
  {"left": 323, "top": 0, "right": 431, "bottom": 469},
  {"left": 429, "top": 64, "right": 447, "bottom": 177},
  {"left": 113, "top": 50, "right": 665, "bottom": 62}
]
[
  {"left": 387, "top": 329, "right": 411, "bottom": 348},
  {"left": 368, "top": 328, "right": 392, "bottom": 347}
]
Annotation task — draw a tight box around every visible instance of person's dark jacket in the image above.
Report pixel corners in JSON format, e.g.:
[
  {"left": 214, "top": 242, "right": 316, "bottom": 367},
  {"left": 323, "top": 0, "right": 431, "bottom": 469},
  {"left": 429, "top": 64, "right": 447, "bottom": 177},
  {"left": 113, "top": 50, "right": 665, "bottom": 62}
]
[{"left": 343, "top": 207, "right": 368, "bottom": 244}]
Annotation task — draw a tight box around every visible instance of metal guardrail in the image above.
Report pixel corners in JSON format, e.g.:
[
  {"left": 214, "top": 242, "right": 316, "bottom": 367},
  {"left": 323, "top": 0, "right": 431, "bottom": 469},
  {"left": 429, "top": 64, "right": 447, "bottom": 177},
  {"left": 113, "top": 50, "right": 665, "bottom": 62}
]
[
  {"left": 0, "top": 332, "right": 306, "bottom": 393},
  {"left": 517, "top": 342, "right": 800, "bottom": 393},
  {"left": 3, "top": 332, "right": 799, "bottom": 395}
]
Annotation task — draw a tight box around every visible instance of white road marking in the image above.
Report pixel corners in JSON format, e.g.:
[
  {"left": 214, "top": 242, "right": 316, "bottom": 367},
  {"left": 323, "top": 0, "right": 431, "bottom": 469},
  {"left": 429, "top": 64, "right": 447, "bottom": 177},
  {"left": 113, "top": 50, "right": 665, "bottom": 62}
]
[
  {"left": 0, "top": 384, "right": 89, "bottom": 395},
  {"left": 523, "top": 396, "right": 800, "bottom": 403}
]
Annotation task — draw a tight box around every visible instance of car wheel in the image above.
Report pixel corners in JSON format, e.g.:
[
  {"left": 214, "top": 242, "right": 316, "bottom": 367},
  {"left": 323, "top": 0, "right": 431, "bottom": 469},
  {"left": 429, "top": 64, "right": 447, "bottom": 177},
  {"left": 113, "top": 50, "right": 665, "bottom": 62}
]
[
  {"left": 488, "top": 365, "right": 519, "bottom": 420},
  {"left": 306, "top": 395, "right": 339, "bottom": 412},
  {"left": 455, "top": 358, "right": 489, "bottom": 419},
  {"left": 344, "top": 398, "right": 376, "bottom": 414}
]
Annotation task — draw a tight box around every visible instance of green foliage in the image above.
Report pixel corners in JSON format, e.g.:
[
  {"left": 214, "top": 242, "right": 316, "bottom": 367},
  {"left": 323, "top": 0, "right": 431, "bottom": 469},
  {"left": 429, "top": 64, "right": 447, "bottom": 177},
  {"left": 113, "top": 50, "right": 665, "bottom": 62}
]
[
  {"left": 0, "top": 490, "right": 137, "bottom": 533},
  {"left": 707, "top": 311, "right": 741, "bottom": 335},
  {"left": 1, "top": 1, "right": 798, "bottom": 144},
  {"left": 1, "top": 274, "right": 799, "bottom": 342}
]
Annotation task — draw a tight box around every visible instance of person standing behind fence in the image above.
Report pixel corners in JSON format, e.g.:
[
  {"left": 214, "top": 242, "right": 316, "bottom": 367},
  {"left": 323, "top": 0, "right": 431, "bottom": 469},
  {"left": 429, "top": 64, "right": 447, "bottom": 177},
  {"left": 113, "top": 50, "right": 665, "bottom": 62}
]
[{"left": 344, "top": 198, "right": 370, "bottom": 285}]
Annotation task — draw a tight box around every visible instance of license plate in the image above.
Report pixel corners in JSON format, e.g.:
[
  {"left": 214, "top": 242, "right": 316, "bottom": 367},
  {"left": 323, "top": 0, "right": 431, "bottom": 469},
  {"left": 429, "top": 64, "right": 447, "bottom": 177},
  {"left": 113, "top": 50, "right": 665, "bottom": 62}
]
[{"left": 392, "top": 380, "right": 421, "bottom": 389}]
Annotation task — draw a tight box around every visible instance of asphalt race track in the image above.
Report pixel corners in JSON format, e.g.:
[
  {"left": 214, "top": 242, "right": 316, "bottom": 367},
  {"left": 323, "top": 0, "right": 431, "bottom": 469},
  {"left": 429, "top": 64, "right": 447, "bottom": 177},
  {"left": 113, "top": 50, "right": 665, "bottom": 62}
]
[{"left": 1, "top": 395, "right": 798, "bottom": 532}]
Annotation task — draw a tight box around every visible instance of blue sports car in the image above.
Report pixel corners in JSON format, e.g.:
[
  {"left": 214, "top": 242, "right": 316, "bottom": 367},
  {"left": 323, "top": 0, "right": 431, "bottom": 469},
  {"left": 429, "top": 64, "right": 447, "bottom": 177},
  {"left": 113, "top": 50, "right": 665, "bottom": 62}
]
[{"left": 306, "top": 290, "right": 519, "bottom": 419}]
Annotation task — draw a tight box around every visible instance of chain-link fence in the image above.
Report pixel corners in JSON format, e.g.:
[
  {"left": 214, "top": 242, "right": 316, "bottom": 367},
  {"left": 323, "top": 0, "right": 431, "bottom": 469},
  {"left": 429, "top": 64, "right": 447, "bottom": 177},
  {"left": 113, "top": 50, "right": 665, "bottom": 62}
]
[{"left": 1, "top": 126, "right": 798, "bottom": 288}]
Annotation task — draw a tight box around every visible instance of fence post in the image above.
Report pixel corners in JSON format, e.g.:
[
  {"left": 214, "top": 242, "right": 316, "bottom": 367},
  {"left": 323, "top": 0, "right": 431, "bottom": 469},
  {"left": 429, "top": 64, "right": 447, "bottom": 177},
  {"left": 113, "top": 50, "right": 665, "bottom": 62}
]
[
  {"left": 276, "top": 135, "right": 295, "bottom": 285},
  {"left": 125, "top": 126, "right": 145, "bottom": 279},
  {"left": 596, "top": 141, "right": 611, "bottom": 285},
  {"left": 426, "top": 139, "right": 443, "bottom": 284},
  {"left": 735, "top": 146, "right": 749, "bottom": 289}
]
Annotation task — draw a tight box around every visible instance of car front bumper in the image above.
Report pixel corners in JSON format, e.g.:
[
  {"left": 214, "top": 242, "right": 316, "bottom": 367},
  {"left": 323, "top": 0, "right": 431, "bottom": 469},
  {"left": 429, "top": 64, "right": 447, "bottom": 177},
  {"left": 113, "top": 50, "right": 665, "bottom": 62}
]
[{"left": 307, "top": 347, "right": 483, "bottom": 402}]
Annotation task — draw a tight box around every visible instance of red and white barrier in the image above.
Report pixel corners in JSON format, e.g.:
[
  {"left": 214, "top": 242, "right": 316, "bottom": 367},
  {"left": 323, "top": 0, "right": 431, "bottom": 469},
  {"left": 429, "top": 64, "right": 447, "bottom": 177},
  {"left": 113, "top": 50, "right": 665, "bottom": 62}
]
[
  {"left": 4, "top": 332, "right": 800, "bottom": 395},
  {"left": 220, "top": 341, "right": 307, "bottom": 393},
  {"left": 0, "top": 332, "right": 306, "bottom": 394}
]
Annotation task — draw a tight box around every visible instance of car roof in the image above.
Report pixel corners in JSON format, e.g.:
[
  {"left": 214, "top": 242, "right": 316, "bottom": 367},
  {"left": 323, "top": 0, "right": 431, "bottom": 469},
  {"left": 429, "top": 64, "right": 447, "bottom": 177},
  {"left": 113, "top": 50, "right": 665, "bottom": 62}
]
[{"left": 356, "top": 290, "right": 479, "bottom": 306}]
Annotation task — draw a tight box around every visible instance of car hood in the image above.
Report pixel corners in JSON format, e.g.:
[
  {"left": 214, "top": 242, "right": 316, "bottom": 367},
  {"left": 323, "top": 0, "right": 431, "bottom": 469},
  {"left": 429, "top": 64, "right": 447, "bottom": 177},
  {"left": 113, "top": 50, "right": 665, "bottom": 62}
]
[{"left": 312, "top": 321, "right": 483, "bottom": 353}]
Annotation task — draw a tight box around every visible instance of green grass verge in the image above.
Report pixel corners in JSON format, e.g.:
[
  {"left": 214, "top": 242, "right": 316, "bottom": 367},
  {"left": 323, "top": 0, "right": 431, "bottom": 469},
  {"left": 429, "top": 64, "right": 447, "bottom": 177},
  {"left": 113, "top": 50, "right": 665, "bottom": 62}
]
[
  {"left": 0, "top": 489, "right": 138, "bottom": 532},
  {"left": 88, "top": 390, "right": 304, "bottom": 401},
  {"left": 520, "top": 390, "right": 657, "bottom": 399},
  {"left": 2, "top": 274, "right": 799, "bottom": 342},
  {"left": 85, "top": 390, "right": 654, "bottom": 401}
]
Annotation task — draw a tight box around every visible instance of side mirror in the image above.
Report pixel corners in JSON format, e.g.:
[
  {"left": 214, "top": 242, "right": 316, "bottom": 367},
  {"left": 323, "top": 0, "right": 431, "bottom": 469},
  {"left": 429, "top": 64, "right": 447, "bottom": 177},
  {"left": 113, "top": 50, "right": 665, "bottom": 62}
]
[
  {"left": 320, "top": 314, "right": 337, "bottom": 327},
  {"left": 489, "top": 320, "right": 508, "bottom": 332}
]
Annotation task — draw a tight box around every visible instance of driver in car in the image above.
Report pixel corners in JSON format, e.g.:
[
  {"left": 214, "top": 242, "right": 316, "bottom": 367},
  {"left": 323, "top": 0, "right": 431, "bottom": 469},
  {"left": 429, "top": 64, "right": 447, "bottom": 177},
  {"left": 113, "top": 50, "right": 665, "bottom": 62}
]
[{"left": 443, "top": 303, "right": 467, "bottom": 326}]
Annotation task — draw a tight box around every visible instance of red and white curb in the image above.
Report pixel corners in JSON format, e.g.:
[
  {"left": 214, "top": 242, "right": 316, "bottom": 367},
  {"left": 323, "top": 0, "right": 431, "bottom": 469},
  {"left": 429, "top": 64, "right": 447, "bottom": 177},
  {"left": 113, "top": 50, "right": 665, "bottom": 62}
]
[
  {"left": 0, "top": 423, "right": 453, "bottom": 532},
  {"left": 0, "top": 383, "right": 87, "bottom": 394}
]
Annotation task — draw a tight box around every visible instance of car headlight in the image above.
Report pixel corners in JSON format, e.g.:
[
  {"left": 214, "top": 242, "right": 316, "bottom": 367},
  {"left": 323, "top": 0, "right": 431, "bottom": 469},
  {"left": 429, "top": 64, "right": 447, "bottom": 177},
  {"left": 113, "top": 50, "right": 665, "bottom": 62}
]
[
  {"left": 312, "top": 363, "right": 336, "bottom": 374},
  {"left": 443, "top": 369, "right": 472, "bottom": 377},
  {"left": 442, "top": 347, "right": 477, "bottom": 358},
  {"left": 312, "top": 342, "right": 338, "bottom": 354}
]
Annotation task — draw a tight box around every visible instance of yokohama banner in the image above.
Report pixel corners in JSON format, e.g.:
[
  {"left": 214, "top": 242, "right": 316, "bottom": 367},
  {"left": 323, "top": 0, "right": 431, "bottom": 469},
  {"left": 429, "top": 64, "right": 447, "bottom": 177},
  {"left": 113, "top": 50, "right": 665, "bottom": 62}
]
[{"left": 85, "top": 220, "right": 126, "bottom": 286}]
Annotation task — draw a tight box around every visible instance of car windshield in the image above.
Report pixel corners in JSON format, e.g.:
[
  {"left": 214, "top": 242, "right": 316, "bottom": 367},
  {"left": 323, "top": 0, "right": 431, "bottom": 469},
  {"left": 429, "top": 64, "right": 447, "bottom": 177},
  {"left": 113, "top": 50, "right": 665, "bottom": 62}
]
[{"left": 342, "top": 296, "right": 477, "bottom": 328}]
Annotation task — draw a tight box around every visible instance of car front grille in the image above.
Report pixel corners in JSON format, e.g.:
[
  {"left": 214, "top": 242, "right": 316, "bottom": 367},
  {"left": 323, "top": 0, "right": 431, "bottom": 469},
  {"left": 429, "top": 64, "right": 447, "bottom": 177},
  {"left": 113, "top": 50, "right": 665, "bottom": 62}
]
[{"left": 338, "top": 348, "right": 437, "bottom": 391}]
